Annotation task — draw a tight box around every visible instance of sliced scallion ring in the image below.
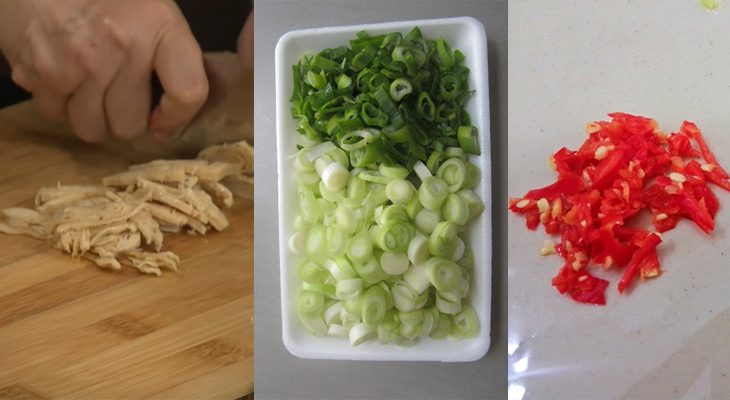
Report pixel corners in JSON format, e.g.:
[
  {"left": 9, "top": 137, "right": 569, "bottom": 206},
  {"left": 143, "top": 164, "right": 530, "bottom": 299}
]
[
  {"left": 339, "top": 130, "right": 373, "bottom": 151},
  {"left": 425, "top": 257, "right": 462, "bottom": 292},
  {"left": 436, "top": 158, "right": 467, "bottom": 193},
  {"left": 457, "top": 125, "right": 481, "bottom": 155},
  {"left": 379, "top": 164, "right": 410, "bottom": 179},
  {"left": 442, "top": 193, "right": 469, "bottom": 226},
  {"left": 298, "top": 290, "right": 325, "bottom": 319},
  {"left": 428, "top": 221, "right": 459, "bottom": 258},
  {"left": 380, "top": 251, "right": 409, "bottom": 275},
  {"left": 451, "top": 305, "right": 479, "bottom": 338},
  {"left": 335, "top": 278, "right": 363, "bottom": 299},
  {"left": 362, "top": 285, "right": 388, "bottom": 325},
  {"left": 349, "top": 322, "right": 377, "bottom": 346},
  {"left": 389, "top": 78, "right": 413, "bottom": 101}
]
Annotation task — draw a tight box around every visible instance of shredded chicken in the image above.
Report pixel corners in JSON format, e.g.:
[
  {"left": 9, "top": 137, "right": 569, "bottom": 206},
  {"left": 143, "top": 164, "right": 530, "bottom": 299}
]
[{"left": 0, "top": 140, "right": 253, "bottom": 276}]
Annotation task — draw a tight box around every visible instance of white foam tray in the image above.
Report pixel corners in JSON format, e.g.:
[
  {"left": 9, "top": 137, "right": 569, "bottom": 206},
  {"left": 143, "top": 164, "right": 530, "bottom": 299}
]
[{"left": 275, "top": 16, "right": 491, "bottom": 362}]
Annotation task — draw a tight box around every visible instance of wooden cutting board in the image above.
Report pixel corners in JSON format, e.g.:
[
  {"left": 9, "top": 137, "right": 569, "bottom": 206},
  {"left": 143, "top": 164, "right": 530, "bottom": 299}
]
[{"left": 0, "top": 102, "right": 253, "bottom": 399}]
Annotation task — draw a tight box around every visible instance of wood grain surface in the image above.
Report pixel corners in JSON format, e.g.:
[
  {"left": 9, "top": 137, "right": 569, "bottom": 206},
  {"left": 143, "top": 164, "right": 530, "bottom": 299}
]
[{"left": 0, "top": 102, "right": 253, "bottom": 400}]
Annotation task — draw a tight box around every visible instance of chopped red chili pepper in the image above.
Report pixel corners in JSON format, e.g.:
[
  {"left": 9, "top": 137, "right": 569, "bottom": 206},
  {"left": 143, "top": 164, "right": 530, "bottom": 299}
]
[{"left": 510, "top": 113, "right": 730, "bottom": 305}]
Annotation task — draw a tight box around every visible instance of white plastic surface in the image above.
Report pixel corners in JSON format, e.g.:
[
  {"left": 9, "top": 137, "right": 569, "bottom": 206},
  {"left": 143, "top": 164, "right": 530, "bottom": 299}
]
[
  {"left": 510, "top": 1, "right": 730, "bottom": 398},
  {"left": 275, "top": 17, "right": 491, "bottom": 362}
]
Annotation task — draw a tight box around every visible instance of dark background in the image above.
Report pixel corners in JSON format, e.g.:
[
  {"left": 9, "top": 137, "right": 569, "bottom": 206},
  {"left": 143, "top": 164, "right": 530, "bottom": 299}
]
[{"left": 0, "top": 0, "right": 251, "bottom": 108}]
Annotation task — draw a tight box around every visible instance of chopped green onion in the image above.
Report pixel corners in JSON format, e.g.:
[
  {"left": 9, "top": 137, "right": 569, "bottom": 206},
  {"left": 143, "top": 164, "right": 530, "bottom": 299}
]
[
  {"left": 376, "top": 219, "right": 414, "bottom": 252},
  {"left": 336, "top": 73, "right": 352, "bottom": 90},
  {"left": 458, "top": 245, "right": 475, "bottom": 270},
  {"left": 444, "top": 147, "right": 465, "bottom": 160},
  {"left": 335, "top": 278, "right": 363, "bottom": 299},
  {"left": 436, "top": 293, "right": 462, "bottom": 315},
  {"left": 300, "top": 315, "right": 328, "bottom": 336},
  {"left": 416, "top": 92, "right": 435, "bottom": 120},
  {"left": 346, "top": 232, "right": 373, "bottom": 264},
  {"left": 439, "top": 74, "right": 460, "bottom": 100},
  {"left": 298, "top": 290, "right": 325, "bottom": 319},
  {"left": 379, "top": 164, "right": 410, "bottom": 179},
  {"left": 406, "top": 233, "right": 430, "bottom": 266},
  {"left": 353, "top": 257, "right": 387, "bottom": 284},
  {"left": 414, "top": 288, "right": 429, "bottom": 309},
  {"left": 321, "top": 162, "right": 350, "bottom": 191},
  {"left": 418, "top": 176, "right": 449, "bottom": 210},
  {"left": 442, "top": 193, "right": 469, "bottom": 225},
  {"left": 340, "top": 307, "right": 361, "bottom": 330},
  {"left": 414, "top": 208, "right": 440, "bottom": 234},
  {"left": 451, "top": 305, "right": 479, "bottom": 338},
  {"left": 450, "top": 237, "right": 465, "bottom": 262},
  {"left": 339, "top": 130, "right": 373, "bottom": 151},
  {"left": 305, "top": 224, "right": 327, "bottom": 262},
  {"left": 392, "top": 281, "right": 417, "bottom": 311},
  {"left": 345, "top": 175, "right": 366, "bottom": 200},
  {"left": 328, "top": 323, "right": 348, "bottom": 338},
  {"left": 324, "top": 301, "right": 344, "bottom": 325},
  {"left": 427, "top": 150, "right": 443, "bottom": 174},
  {"left": 350, "top": 144, "right": 381, "bottom": 168},
  {"left": 289, "top": 231, "right": 307, "bottom": 255},
  {"left": 389, "top": 78, "right": 413, "bottom": 101},
  {"left": 362, "top": 285, "right": 388, "bottom": 325},
  {"left": 305, "top": 70, "right": 327, "bottom": 89},
  {"left": 296, "top": 169, "right": 320, "bottom": 185},
  {"left": 293, "top": 215, "right": 308, "bottom": 232},
  {"left": 380, "top": 251, "right": 409, "bottom": 275},
  {"left": 429, "top": 221, "right": 458, "bottom": 257},
  {"left": 406, "top": 195, "right": 423, "bottom": 219},
  {"left": 457, "top": 125, "right": 480, "bottom": 155},
  {"left": 344, "top": 293, "right": 363, "bottom": 315},
  {"left": 291, "top": 28, "right": 484, "bottom": 347},
  {"left": 463, "top": 162, "right": 481, "bottom": 189},
  {"left": 458, "top": 189, "right": 486, "bottom": 222},
  {"left": 425, "top": 257, "right": 462, "bottom": 292},
  {"left": 349, "top": 322, "right": 376, "bottom": 346},
  {"left": 413, "top": 160, "right": 433, "bottom": 180},
  {"left": 298, "top": 259, "right": 325, "bottom": 283},
  {"left": 436, "top": 37, "right": 454, "bottom": 71},
  {"left": 305, "top": 141, "right": 337, "bottom": 162},
  {"left": 318, "top": 181, "right": 342, "bottom": 203},
  {"left": 302, "top": 281, "right": 336, "bottom": 298},
  {"left": 419, "top": 308, "right": 435, "bottom": 336},
  {"left": 403, "top": 262, "right": 430, "bottom": 293},
  {"left": 299, "top": 189, "right": 320, "bottom": 224},
  {"left": 385, "top": 179, "right": 414, "bottom": 205},
  {"left": 437, "top": 158, "right": 466, "bottom": 193},
  {"left": 358, "top": 170, "right": 392, "bottom": 184},
  {"left": 324, "top": 258, "right": 357, "bottom": 281},
  {"left": 429, "top": 313, "right": 452, "bottom": 339}
]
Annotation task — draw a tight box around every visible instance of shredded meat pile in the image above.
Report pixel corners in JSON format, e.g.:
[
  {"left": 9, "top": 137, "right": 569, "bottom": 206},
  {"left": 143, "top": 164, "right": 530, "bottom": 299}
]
[{"left": 0, "top": 141, "right": 253, "bottom": 276}]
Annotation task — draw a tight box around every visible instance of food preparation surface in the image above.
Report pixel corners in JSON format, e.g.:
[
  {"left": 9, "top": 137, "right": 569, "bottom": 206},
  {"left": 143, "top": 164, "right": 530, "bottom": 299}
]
[
  {"left": 255, "top": 0, "right": 506, "bottom": 399},
  {"left": 509, "top": 1, "right": 730, "bottom": 398},
  {"left": 0, "top": 102, "right": 253, "bottom": 399}
]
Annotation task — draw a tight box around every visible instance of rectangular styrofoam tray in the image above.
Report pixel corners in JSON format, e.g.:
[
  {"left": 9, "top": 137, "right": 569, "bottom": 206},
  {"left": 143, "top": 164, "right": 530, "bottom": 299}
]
[{"left": 275, "top": 16, "right": 491, "bottom": 362}]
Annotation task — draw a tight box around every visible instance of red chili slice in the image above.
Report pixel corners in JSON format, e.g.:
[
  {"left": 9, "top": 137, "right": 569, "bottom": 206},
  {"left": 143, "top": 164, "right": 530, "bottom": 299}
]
[{"left": 510, "top": 113, "right": 730, "bottom": 305}]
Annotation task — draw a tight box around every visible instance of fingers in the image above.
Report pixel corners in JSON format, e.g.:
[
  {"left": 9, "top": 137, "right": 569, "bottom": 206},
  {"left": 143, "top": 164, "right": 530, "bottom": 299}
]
[
  {"left": 66, "top": 80, "right": 109, "bottom": 143},
  {"left": 104, "top": 53, "right": 152, "bottom": 140},
  {"left": 238, "top": 12, "right": 254, "bottom": 68},
  {"left": 149, "top": 23, "right": 208, "bottom": 138}
]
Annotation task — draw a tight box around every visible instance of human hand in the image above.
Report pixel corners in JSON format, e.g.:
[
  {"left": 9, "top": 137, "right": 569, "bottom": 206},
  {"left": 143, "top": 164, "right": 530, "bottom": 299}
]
[
  {"left": 0, "top": 0, "right": 209, "bottom": 142},
  {"left": 238, "top": 11, "right": 253, "bottom": 68}
]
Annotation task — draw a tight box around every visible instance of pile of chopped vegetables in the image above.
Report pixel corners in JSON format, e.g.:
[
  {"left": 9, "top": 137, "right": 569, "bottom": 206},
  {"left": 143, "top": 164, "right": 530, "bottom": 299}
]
[
  {"left": 509, "top": 113, "right": 730, "bottom": 305},
  {"left": 288, "top": 28, "right": 484, "bottom": 346}
]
